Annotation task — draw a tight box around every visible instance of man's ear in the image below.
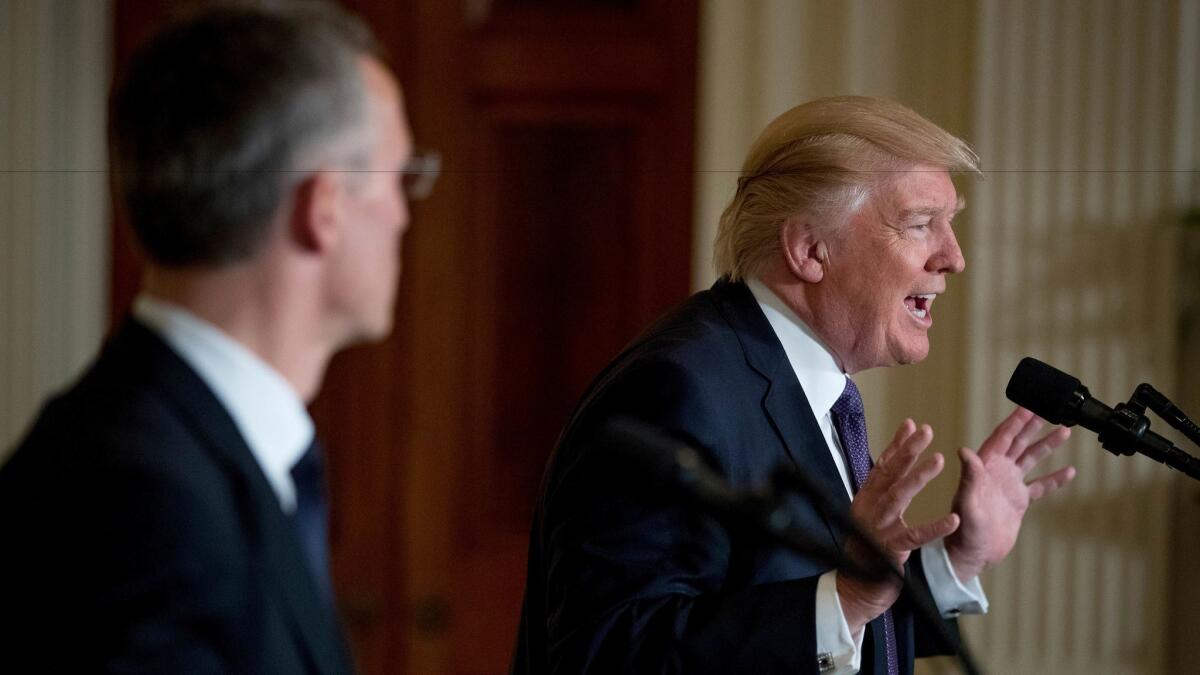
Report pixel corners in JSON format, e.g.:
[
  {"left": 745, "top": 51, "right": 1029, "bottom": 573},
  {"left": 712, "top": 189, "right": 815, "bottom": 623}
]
[
  {"left": 780, "top": 216, "right": 828, "bottom": 283},
  {"left": 289, "top": 171, "right": 341, "bottom": 253}
]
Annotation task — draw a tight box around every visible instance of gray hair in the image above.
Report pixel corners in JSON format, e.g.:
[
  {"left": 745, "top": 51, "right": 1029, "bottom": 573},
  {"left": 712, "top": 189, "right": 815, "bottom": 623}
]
[{"left": 110, "top": 0, "right": 383, "bottom": 266}]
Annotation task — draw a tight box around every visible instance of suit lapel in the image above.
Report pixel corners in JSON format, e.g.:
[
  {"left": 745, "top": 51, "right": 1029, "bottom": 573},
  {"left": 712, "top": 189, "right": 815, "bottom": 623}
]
[
  {"left": 111, "top": 319, "right": 350, "bottom": 674},
  {"left": 708, "top": 285, "right": 904, "bottom": 673},
  {"left": 708, "top": 280, "right": 852, "bottom": 544}
]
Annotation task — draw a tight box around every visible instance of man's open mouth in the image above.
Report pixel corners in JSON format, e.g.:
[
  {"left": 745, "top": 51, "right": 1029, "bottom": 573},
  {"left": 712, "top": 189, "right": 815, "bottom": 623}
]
[{"left": 904, "top": 293, "right": 936, "bottom": 319}]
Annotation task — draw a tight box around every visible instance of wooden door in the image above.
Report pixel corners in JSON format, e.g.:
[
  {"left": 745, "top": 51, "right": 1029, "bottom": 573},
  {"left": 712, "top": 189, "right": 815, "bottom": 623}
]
[
  {"left": 111, "top": 1, "right": 696, "bottom": 673},
  {"left": 398, "top": 3, "right": 696, "bottom": 672}
]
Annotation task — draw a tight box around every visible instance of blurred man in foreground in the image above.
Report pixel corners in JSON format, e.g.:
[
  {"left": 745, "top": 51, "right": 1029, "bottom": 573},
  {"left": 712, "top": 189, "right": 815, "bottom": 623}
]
[
  {"left": 513, "top": 96, "right": 1075, "bottom": 674},
  {"left": 0, "top": 2, "right": 433, "bottom": 672}
]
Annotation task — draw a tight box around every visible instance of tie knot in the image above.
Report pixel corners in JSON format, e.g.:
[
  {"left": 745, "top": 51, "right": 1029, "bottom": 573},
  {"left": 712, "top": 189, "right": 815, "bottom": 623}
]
[{"left": 831, "top": 377, "right": 864, "bottom": 417}]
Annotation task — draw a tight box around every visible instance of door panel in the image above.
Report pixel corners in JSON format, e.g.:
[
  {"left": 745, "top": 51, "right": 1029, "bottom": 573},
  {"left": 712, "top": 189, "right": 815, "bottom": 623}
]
[{"left": 111, "top": 1, "right": 696, "bottom": 673}]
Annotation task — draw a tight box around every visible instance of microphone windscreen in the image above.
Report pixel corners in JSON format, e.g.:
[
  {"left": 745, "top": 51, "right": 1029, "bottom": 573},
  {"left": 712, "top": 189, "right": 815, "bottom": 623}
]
[{"left": 1005, "top": 357, "right": 1081, "bottom": 424}]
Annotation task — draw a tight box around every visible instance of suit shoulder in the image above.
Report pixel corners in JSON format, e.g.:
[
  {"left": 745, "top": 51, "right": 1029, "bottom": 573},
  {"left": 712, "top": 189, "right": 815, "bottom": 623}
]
[
  {"left": 1, "top": 383, "right": 253, "bottom": 597},
  {"left": 1, "top": 366, "right": 242, "bottom": 540},
  {"left": 556, "top": 290, "right": 767, "bottom": 470},
  {"left": 7, "top": 371, "right": 190, "bottom": 466},
  {"left": 602, "top": 290, "right": 748, "bottom": 388},
  {"left": 5, "top": 322, "right": 229, "bottom": 473}
]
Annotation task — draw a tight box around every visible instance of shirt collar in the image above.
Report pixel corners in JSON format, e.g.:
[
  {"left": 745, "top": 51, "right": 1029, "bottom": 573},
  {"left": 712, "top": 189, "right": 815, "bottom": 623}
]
[
  {"left": 133, "top": 294, "right": 313, "bottom": 512},
  {"left": 745, "top": 277, "right": 848, "bottom": 417}
]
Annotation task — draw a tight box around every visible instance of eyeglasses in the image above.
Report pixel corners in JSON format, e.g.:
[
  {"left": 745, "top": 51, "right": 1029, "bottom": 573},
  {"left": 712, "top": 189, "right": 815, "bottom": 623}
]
[{"left": 402, "top": 149, "right": 441, "bottom": 201}]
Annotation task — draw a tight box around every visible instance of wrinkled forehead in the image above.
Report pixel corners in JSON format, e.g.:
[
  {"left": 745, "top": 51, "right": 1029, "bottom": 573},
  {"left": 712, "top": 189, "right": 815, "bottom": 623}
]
[{"left": 873, "top": 164, "right": 963, "bottom": 218}]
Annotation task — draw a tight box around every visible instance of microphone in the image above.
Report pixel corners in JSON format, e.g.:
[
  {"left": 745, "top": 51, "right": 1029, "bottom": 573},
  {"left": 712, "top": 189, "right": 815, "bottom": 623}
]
[
  {"left": 600, "top": 417, "right": 928, "bottom": 581},
  {"left": 1006, "top": 357, "right": 1200, "bottom": 478},
  {"left": 600, "top": 417, "right": 776, "bottom": 521},
  {"left": 601, "top": 417, "right": 855, "bottom": 552},
  {"left": 596, "top": 416, "right": 983, "bottom": 675}
]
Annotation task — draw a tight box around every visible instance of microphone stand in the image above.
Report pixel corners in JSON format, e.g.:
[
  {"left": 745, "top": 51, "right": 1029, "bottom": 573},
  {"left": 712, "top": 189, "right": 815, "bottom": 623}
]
[
  {"left": 767, "top": 464, "right": 985, "bottom": 675},
  {"left": 603, "top": 417, "right": 985, "bottom": 674},
  {"left": 1101, "top": 384, "right": 1200, "bottom": 481},
  {"left": 689, "top": 462, "right": 984, "bottom": 675},
  {"left": 1130, "top": 383, "right": 1200, "bottom": 448}
]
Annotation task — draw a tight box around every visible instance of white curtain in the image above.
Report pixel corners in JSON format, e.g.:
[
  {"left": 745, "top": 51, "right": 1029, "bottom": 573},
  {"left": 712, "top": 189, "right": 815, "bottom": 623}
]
[
  {"left": 0, "top": 0, "right": 110, "bottom": 456},
  {"left": 694, "top": 1, "right": 1200, "bottom": 672}
]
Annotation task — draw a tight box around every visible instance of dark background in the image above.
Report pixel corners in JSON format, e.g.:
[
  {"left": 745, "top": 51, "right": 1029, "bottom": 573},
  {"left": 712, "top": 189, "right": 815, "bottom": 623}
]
[{"left": 109, "top": 1, "right": 698, "bottom": 672}]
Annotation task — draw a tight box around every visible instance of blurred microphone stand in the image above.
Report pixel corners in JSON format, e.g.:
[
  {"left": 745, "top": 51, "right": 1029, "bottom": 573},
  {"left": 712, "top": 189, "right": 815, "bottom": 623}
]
[
  {"left": 602, "top": 417, "right": 984, "bottom": 675},
  {"left": 768, "top": 464, "right": 984, "bottom": 675}
]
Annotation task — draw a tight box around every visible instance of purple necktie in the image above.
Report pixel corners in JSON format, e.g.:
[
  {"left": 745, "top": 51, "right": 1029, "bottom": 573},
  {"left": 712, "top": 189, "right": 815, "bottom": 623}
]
[{"left": 831, "top": 377, "right": 899, "bottom": 675}]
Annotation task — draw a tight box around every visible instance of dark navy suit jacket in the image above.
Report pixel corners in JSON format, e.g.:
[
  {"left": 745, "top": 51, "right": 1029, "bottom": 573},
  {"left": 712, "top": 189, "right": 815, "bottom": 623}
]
[
  {"left": 512, "top": 279, "right": 957, "bottom": 674},
  {"left": 0, "top": 318, "right": 351, "bottom": 674}
]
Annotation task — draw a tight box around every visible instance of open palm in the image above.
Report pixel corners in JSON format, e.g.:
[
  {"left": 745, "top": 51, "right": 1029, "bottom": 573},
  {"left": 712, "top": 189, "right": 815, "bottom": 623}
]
[{"left": 945, "top": 407, "right": 1076, "bottom": 581}]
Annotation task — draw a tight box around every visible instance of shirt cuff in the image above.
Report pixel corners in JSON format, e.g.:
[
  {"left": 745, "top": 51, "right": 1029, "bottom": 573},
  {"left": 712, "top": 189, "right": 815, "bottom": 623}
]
[
  {"left": 815, "top": 569, "right": 865, "bottom": 673},
  {"left": 920, "top": 538, "right": 989, "bottom": 617}
]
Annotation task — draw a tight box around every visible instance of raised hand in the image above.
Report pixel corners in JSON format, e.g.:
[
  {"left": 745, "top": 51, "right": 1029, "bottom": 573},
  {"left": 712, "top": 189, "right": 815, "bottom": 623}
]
[
  {"left": 837, "top": 419, "right": 961, "bottom": 632},
  {"left": 945, "top": 407, "right": 1076, "bottom": 582}
]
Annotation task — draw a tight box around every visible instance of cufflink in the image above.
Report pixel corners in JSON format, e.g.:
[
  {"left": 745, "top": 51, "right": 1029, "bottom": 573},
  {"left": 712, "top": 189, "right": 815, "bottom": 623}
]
[{"left": 817, "top": 652, "right": 836, "bottom": 672}]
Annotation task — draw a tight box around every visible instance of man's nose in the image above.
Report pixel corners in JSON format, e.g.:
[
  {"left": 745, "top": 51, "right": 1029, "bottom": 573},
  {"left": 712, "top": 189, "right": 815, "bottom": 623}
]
[{"left": 929, "top": 228, "right": 965, "bottom": 274}]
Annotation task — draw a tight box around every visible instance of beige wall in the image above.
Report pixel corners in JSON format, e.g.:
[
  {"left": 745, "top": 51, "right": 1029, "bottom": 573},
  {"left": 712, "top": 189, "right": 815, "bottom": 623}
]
[
  {"left": 4, "top": 0, "right": 1199, "bottom": 671},
  {"left": 963, "top": 1, "right": 1196, "bottom": 672},
  {"left": 0, "top": 0, "right": 111, "bottom": 457},
  {"left": 695, "top": 0, "right": 977, "bottom": 465},
  {"left": 695, "top": 0, "right": 1199, "bottom": 673}
]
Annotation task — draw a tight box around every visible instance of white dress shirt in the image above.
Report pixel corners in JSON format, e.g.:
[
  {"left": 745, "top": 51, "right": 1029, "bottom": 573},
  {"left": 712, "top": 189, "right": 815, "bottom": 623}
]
[
  {"left": 746, "top": 278, "right": 987, "bottom": 674},
  {"left": 133, "top": 295, "right": 314, "bottom": 514}
]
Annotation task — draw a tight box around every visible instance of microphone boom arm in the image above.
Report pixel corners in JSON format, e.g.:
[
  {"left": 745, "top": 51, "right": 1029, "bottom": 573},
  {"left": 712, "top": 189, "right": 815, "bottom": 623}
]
[
  {"left": 1108, "top": 386, "right": 1200, "bottom": 480},
  {"left": 769, "top": 463, "right": 984, "bottom": 675},
  {"left": 1131, "top": 383, "right": 1200, "bottom": 449},
  {"left": 602, "top": 417, "right": 985, "bottom": 675}
]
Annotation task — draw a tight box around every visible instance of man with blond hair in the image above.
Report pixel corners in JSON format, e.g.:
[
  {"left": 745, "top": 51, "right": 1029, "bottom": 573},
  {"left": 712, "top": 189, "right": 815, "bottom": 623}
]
[
  {"left": 513, "top": 96, "right": 1075, "bottom": 674},
  {"left": 0, "top": 2, "right": 434, "bottom": 672}
]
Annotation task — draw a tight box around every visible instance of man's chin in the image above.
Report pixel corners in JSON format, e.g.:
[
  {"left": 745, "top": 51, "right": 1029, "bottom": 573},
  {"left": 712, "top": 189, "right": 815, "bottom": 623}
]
[
  {"left": 890, "top": 339, "right": 930, "bottom": 366},
  {"left": 340, "top": 315, "right": 394, "bottom": 350},
  {"left": 363, "top": 317, "right": 394, "bottom": 344}
]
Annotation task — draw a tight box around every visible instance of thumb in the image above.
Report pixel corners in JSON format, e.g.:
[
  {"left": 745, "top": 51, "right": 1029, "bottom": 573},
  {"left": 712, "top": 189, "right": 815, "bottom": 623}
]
[{"left": 958, "top": 446, "right": 984, "bottom": 482}]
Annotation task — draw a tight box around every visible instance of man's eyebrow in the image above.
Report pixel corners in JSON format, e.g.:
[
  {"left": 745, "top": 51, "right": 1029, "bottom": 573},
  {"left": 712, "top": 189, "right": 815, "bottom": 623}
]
[
  {"left": 897, "top": 197, "right": 967, "bottom": 221},
  {"left": 897, "top": 206, "right": 945, "bottom": 220}
]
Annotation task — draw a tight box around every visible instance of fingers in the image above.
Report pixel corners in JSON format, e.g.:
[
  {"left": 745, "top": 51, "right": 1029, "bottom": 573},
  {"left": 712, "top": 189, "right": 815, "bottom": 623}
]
[
  {"left": 1006, "top": 415, "right": 1046, "bottom": 459},
  {"left": 1027, "top": 465, "right": 1077, "bottom": 501},
  {"left": 974, "top": 403, "right": 1032, "bottom": 456},
  {"left": 876, "top": 452, "right": 944, "bottom": 523},
  {"left": 854, "top": 420, "right": 952, "bottom": 556},
  {"left": 980, "top": 407, "right": 1073, "bottom": 475},
  {"left": 1016, "top": 426, "right": 1071, "bottom": 473},
  {"left": 891, "top": 424, "right": 933, "bottom": 476},
  {"left": 978, "top": 407, "right": 1035, "bottom": 460},
  {"left": 859, "top": 423, "right": 936, "bottom": 523},
  {"left": 955, "top": 446, "right": 984, "bottom": 494},
  {"left": 893, "top": 512, "right": 960, "bottom": 550},
  {"left": 878, "top": 419, "right": 919, "bottom": 466},
  {"left": 1014, "top": 440, "right": 1053, "bottom": 473},
  {"left": 875, "top": 422, "right": 932, "bottom": 478}
]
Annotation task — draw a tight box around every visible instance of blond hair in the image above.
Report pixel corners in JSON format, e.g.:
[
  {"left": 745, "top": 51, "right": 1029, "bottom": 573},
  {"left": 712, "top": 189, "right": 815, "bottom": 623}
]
[{"left": 713, "top": 96, "right": 980, "bottom": 281}]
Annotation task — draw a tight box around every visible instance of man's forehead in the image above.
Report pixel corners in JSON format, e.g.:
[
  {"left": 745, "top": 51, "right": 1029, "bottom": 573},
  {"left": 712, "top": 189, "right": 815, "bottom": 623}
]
[
  {"left": 359, "top": 56, "right": 413, "bottom": 159},
  {"left": 879, "top": 167, "right": 961, "bottom": 215}
]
